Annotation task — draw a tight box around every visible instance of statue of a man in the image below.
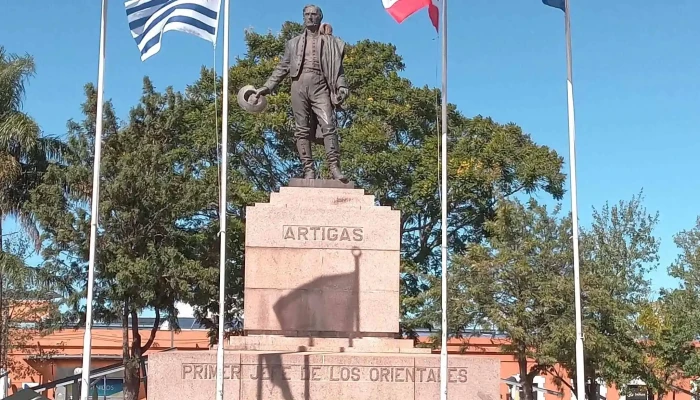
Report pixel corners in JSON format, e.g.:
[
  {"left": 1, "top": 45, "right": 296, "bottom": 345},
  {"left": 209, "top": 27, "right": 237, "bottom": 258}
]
[{"left": 255, "top": 4, "right": 349, "bottom": 182}]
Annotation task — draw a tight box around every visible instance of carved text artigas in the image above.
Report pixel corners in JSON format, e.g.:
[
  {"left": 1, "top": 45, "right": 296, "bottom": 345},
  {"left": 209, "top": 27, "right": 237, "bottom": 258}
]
[{"left": 282, "top": 225, "right": 363, "bottom": 242}]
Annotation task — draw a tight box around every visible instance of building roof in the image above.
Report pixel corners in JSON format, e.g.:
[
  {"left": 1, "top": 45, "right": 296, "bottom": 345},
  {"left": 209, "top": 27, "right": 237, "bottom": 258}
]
[
  {"left": 83, "top": 316, "right": 243, "bottom": 331},
  {"left": 90, "top": 317, "right": 207, "bottom": 330},
  {"left": 25, "top": 354, "right": 123, "bottom": 361}
]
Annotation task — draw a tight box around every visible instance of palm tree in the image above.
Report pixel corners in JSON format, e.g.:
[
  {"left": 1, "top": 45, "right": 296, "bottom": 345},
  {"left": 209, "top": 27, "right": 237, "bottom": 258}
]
[{"left": 0, "top": 46, "right": 68, "bottom": 250}]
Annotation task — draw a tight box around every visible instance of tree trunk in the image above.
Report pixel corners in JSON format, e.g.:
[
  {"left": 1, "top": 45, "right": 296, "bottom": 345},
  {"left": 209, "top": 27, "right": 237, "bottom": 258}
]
[
  {"left": 0, "top": 217, "right": 7, "bottom": 375},
  {"left": 587, "top": 379, "right": 599, "bottom": 400},
  {"left": 518, "top": 351, "right": 535, "bottom": 400},
  {"left": 122, "top": 302, "right": 140, "bottom": 400},
  {"left": 120, "top": 300, "right": 161, "bottom": 400},
  {"left": 123, "top": 358, "right": 141, "bottom": 400}
]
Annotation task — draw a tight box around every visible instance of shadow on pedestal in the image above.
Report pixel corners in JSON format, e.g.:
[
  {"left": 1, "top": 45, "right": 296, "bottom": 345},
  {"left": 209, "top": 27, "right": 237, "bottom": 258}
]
[{"left": 254, "top": 248, "right": 363, "bottom": 400}]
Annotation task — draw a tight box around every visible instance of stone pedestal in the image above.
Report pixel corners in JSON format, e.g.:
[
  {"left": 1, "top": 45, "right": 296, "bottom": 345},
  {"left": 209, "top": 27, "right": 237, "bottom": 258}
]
[
  {"left": 147, "top": 350, "right": 501, "bottom": 400},
  {"left": 147, "top": 182, "right": 502, "bottom": 399},
  {"left": 243, "top": 184, "right": 400, "bottom": 337}
]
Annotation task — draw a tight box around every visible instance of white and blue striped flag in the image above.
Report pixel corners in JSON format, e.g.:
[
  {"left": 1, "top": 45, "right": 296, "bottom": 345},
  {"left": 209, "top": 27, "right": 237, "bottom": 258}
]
[{"left": 125, "top": 0, "right": 222, "bottom": 61}]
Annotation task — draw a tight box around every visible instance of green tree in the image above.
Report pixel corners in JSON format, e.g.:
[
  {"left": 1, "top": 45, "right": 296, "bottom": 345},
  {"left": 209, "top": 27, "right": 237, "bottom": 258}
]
[
  {"left": 185, "top": 22, "right": 567, "bottom": 335},
  {"left": 446, "top": 198, "right": 572, "bottom": 400},
  {"left": 0, "top": 234, "right": 63, "bottom": 381},
  {"left": 30, "top": 80, "right": 251, "bottom": 400},
  {"left": 543, "top": 194, "right": 660, "bottom": 400},
  {"left": 668, "top": 216, "right": 700, "bottom": 305},
  {"left": 625, "top": 217, "right": 700, "bottom": 400},
  {"left": 633, "top": 289, "right": 700, "bottom": 400}
]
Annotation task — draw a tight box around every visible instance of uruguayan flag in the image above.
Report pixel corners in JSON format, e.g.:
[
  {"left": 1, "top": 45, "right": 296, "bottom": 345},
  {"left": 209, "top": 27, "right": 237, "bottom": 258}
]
[{"left": 125, "top": 0, "right": 222, "bottom": 61}]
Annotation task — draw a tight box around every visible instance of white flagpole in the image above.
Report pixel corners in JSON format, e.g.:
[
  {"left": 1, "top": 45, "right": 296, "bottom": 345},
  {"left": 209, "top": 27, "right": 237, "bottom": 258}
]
[
  {"left": 439, "top": 0, "right": 448, "bottom": 398},
  {"left": 0, "top": 370, "right": 8, "bottom": 399},
  {"left": 563, "top": 1, "right": 586, "bottom": 399},
  {"left": 80, "top": 0, "right": 108, "bottom": 398},
  {"left": 215, "top": 0, "right": 230, "bottom": 398}
]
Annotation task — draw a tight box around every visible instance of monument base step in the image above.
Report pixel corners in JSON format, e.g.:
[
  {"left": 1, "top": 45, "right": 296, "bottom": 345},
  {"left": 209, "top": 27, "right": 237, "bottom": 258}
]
[
  {"left": 227, "top": 335, "right": 430, "bottom": 354},
  {"left": 147, "top": 349, "right": 501, "bottom": 400},
  {"left": 288, "top": 178, "right": 356, "bottom": 189}
]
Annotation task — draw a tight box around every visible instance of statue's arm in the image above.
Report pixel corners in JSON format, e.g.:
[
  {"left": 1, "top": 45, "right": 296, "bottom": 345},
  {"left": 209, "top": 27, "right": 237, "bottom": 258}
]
[
  {"left": 337, "top": 62, "right": 347, "bottom": 89},
  {"left": 263, "top": 42, "right": 292, "bottom": 92}
]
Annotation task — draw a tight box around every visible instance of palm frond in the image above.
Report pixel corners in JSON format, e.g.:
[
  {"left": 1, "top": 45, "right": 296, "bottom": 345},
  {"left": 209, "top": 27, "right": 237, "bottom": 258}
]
[
  {"left": 36, "top": 135, "right": 71, "bottom": 164},
  {"left": 15, "top": 210, "right": 41, "bottom": 252},
  {"left": 0, "top": 110, "right": 41, "bottom": 154},
  {"left": 0, "top": 151, "right": 21, "bottom": 185},
  {"left": 0, "top": 47, "right": 36, "bottom": 112},
  {"left": 0, "top": 248, "right": 37, "bottom": 287}
]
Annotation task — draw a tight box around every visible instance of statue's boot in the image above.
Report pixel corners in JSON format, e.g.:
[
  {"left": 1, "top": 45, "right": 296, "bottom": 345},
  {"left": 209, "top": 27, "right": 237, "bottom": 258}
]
[
  {"left": 296, "top": 138, "right": 315, "bottom": 179},
  {"left": 324, "top": 134, "right": 348, "bottom": 183}
]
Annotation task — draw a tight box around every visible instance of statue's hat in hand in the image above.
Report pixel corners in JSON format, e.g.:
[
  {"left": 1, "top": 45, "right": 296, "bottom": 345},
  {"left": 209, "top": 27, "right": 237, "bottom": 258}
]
[{"left": 237, "top": 84, "right": 267, "bottom": 113}]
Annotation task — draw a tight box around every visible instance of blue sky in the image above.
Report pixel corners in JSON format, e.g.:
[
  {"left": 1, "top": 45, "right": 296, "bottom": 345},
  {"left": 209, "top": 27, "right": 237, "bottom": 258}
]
[{"left": 2, "top": 0, "right": 699, "bottom": 292}]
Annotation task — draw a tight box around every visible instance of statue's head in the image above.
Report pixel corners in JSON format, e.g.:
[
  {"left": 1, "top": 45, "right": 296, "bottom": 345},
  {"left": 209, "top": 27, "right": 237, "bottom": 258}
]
[{"left": 303, "top": 4, "right": 323, "bottom": 29}]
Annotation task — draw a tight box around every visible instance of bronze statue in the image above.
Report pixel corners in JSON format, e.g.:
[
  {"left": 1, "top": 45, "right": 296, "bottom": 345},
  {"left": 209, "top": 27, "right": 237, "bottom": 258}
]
[{"left": 253, "top": 4, "right": 349, "bottom": 182}]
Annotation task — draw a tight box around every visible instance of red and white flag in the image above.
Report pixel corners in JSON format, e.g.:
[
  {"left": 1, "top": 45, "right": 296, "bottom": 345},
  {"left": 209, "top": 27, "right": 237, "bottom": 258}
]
[
  {"left": 383, "top": 0, "right": 440, "bottom": 31},
  {"left": 428, "top": 0, "right": 440, "bottom": 31}
]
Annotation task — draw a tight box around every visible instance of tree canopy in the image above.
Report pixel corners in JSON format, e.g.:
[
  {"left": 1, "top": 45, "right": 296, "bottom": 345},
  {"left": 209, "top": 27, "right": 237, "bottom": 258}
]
[
  {"left": 235, "top": 22, "right": 566, "bottom": 332},
  {"left": 444, "top": 190, "right": 700, "bottom": 400},
  {"left": 447, "top": 198, "right": 573, "bottom": 400},
  {"left": 546, "top": 194, "right": 661, "bottom": 399},
  {"left": 145, "top": 21, "right": 568, "bottom": 337}
]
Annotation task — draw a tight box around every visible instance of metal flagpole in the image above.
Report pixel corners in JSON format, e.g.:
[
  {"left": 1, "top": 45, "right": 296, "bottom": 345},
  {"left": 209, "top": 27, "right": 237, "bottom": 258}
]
[
  {"left": 439, "top": 0, "right": 448, "bottom": 398},
  {"left": 80, "top": 0, "right": 108, "bottom": 398},
  {"left": 0, "top": 369, "right": 8, "bottom": 399},
  {"left": 215, "top": 0, "right": 230, "bottom": 398},
  {"left": 563, "top": 1, "right": 586, "bottom": 399}
]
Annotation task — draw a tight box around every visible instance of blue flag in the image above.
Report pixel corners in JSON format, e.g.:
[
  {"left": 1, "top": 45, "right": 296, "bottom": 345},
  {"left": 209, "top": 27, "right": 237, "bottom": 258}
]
[{"left": 542, "top": 0, "right": 565, "bottom": 12}]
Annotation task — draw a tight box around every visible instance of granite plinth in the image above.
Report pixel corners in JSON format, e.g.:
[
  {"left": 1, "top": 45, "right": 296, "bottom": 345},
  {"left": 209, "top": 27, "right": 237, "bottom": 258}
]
[
  {"left": 244, "top": 186, "right": 400, "bottom": 336},
  {"left": 147, "top": 350, "right": 501, "bottom": 400}
]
